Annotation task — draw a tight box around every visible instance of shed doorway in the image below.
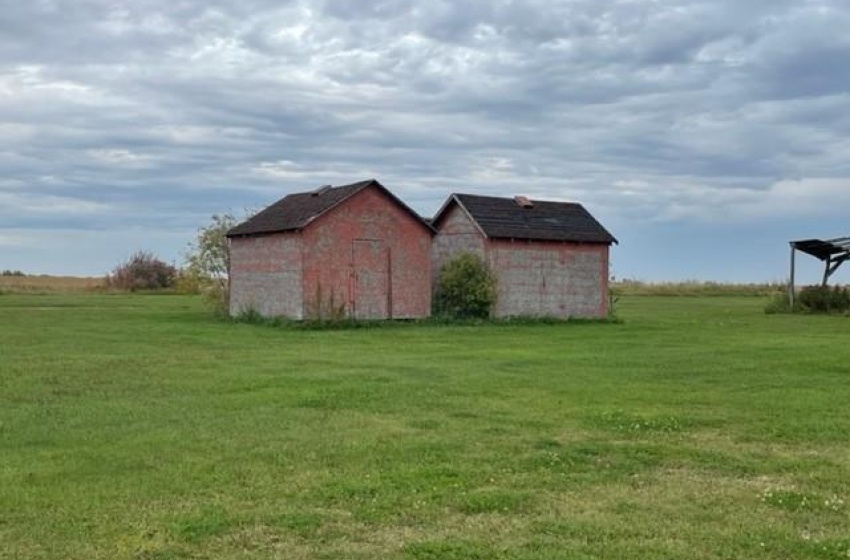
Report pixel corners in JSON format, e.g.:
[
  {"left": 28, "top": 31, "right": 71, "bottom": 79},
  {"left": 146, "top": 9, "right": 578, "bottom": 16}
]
[{"left": 352, "top": 239, "right": 391, "bottom": 319}]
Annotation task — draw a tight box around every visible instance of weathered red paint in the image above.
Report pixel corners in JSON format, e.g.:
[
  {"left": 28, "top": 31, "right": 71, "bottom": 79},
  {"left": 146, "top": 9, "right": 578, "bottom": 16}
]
[
  {"left": 301, "top": 186, "right": 432, "bottom": 319},
  {"left": 231, "top": 185, "right": 612, "bottom": 320},
  {"left": 229, "top": 183, "right": 431, "bottom": 319}
]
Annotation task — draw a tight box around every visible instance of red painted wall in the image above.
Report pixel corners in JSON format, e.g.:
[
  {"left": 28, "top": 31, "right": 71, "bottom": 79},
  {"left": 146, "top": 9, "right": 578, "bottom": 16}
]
[
  {"left": 231, "top": 188, "right": 610, "bottom": 320},
  {"left": 300, "top": 186, "right": 432, "bottom": 319}
]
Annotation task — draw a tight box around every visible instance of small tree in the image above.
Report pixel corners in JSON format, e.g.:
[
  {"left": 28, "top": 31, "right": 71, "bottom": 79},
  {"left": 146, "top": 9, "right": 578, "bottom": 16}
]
[
  {"left": 107, "top": 251, "right": 176, "bottom": 291},
  {"left": 183, "top": 213, "right": 237, "bottom": 313},
  {"left": 434, "top": 252, "right": 496, "bottom": 318}
]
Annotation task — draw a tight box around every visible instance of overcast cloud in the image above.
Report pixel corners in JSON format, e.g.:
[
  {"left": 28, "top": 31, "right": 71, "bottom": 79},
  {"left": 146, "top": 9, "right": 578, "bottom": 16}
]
[{"left": 1, "top": 0, "right": 848, "bottom": 281}]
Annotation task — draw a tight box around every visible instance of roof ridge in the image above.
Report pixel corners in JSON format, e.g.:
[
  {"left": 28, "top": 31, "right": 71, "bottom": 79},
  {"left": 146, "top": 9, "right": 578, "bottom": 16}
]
[
  {"left": 456, "top": 192, "right": 582, "bottom": 204},
  {"left": 432, "top": 192, "right": 616, "bottom": 244},
  {"left": 226, "top": 179, "right": 434, "bottom": 238}
]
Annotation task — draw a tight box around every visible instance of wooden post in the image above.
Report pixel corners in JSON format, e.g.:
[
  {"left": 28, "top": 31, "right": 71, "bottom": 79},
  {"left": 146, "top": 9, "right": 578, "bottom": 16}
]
[
  {"left": 788, "top": 243, "right": 796, "bottom": 309},
  {"left": 822, "top": 257, "right": 830, "bottom": 287}
]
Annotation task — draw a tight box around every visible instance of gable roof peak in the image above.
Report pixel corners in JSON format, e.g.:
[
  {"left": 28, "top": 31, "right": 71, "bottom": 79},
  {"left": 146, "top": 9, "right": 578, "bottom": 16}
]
[
  {"left": 227, "top": 179, "right": 433, "bottom": 238},
  {"left": 434, "top": 192, "right": 616, "bottom": 244}
]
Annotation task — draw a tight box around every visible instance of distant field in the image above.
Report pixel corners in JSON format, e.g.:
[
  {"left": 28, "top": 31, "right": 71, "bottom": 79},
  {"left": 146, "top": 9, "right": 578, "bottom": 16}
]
[
  {"left": 1, "top": 294, "right": 848, "bottom": 559},
  {"left": 611, "top": 279, "right": 787, "bottom": 297},
  {"left": 0, "top": 275, "right": 797, "bottom": 296},
  {"left": 0, "top": 275, "right": 104, "bottom": 293}
]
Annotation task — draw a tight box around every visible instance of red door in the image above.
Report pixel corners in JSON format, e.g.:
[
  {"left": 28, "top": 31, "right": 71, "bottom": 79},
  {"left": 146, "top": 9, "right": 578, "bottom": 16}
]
[{"left": 352, "top": 239, "right": 390, "bottom": 320}]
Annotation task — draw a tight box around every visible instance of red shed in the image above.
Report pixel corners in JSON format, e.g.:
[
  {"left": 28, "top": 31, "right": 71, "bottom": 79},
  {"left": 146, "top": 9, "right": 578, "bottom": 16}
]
[
  {"left": 227, "top": 179, "right": 433, "bottom": 320},
  {"left": 431, "top": 193, "right": 617, "bottom": 318}
]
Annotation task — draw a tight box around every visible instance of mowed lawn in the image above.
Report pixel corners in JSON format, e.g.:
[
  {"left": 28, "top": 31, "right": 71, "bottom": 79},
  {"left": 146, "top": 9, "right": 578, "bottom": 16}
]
[{"left": 1, "top": 295, "right": 848, "bottom": 560}]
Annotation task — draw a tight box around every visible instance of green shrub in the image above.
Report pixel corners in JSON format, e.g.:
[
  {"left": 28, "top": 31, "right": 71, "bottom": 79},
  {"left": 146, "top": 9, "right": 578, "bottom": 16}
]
[
  {"left": 106, "top": 251, "right": 177, "bottom": 291},
  {"left": 434, "top": 253, "right": 496, "bottom": 319},
  {"left": 767, "top": 285, "right": 850, "bottom": 314},
  {"left": 798, "top": 285, "right": 850, "bottom": 314},
  {"left": 184, "top": 213, "right": 238, "bottom": 314},
  {"left": 764, "top": 293, "right": 796, "bottom": 314},
  {"left": 173, "top": 269, "right": 203, "bottom": 295}
]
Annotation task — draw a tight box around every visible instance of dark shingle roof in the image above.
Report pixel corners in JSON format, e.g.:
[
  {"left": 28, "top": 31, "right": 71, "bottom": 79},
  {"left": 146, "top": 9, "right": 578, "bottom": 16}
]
[
  {"left": 791, "top": 237, "right": 850, "bottom": 261},
  {"left": 227, "top": 179, "right": 433, "bottom": 237},
  {"left": 435, "top": 193, "right": 617, "bottom": 244}
]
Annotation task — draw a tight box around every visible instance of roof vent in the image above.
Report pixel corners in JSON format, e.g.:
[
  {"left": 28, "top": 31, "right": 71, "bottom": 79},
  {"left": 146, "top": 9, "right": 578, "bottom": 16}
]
[
  {"left": 514, "top": 195, "right": 533, "bottom": 208},
  {"left": 312, "top": 184, "right": 332, "bottom": 196}
]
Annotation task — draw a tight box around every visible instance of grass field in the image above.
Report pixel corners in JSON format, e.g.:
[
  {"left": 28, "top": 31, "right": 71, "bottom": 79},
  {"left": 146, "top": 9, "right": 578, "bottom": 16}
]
[{"left": 1, "top": 294, "right": 848, "bottom": 559}]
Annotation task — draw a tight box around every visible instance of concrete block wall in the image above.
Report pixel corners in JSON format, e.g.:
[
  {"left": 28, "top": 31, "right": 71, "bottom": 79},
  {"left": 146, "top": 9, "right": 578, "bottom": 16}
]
[
  {"left": 430, "top": 204, "right": 486, "bottom": 283},
  {"left": 431, "top": 202, "right": 610, "bottom": 318},
  {"left": 230, "top": 188, "right": 611, "bottom": 320},
  {"left": 229, "top": 233, "right": 304, "bottom": 318},
  {"left": 488, "top": 240, "right": 609, "bottom": 318}
]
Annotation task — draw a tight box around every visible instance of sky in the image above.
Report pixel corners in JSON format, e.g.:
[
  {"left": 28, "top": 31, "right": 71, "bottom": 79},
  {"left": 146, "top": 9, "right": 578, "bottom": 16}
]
[{"left": 1, "top": 0, "right": 849, "bottom": 283}]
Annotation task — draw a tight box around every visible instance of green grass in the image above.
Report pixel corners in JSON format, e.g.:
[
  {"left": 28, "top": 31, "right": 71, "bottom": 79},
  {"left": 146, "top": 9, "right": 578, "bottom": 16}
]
[{"left": 1, "top": 294, "right": 848, "bottom": 559}]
